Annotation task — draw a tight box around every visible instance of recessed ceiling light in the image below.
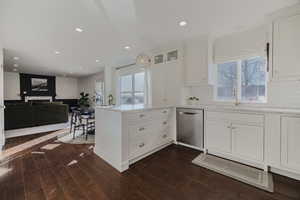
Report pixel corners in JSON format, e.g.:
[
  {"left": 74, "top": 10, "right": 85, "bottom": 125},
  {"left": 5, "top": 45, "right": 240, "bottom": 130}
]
[
  {"left": 96, "top": 59, "right": 100, "bottom": 63},
  {"left": 13, "top": 68, "right": 18, "bottom": 71},
  {"left": 13, "top": 57, "right": 20, "bottom": 60},
  {"left": 13, "top": 64, "right": 19, "bottom": 67},
  {"left": 54, "top": 51, "right": 60, "bottom": 55},
  {"left": 179, "top": 21, "right": 187, "bottom": 27},
  {"left": 75, "top": 27, "right": 83, "bottom": 33},
  {"left": 124, "top": 46, "right": 131, "bottom": 50}
]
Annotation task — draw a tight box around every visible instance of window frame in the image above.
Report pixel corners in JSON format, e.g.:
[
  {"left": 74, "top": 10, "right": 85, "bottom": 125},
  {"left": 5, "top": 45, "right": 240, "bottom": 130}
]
[
  {"left": 214, "top": 56, "right": 268, "bottom": 104},
  {"left": 117, "top": 66, "right": 148, "bottom": 106}
]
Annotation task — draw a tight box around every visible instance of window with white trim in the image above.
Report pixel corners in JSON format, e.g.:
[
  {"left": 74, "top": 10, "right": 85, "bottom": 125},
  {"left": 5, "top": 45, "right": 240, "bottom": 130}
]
[
  {"left": 118, "top": 68, "right": 147, "bottom": 105},
  {"left": 215, "top": 56, "right": 267, "bottom": 103}
]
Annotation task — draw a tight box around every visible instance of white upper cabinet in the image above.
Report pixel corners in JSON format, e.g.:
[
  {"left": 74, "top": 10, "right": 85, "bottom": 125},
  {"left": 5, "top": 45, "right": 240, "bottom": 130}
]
[
  {"left": 281, "top": 116, "right": 300, "bottom": 173},
  {"left": 151, "top": 50, "right": 183, "bottom": 106},
  {"left": 184, "top": 38, "right": 208, "bottom": 86},
  {"left": 273, "top": 14, "right": 300, "bottom": 81}
]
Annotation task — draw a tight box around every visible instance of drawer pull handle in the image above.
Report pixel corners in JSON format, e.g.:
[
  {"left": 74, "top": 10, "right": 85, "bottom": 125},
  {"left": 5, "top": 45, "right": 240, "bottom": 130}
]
[
  {"left": 163, "top": 121, "right": 167, "bottom": 125},
  {"left": 231, "top": 127, "right": 237, "bottom": 130},
  {"left": 139, "top": 114, "right": 145, "bottom": 118},
  {"left": 162, "top": 134, "right": 167, "bottom": 138},
  {"left": 162, "top": 110, "right": 168, "bottom": 114},
  {"left": 139, "top": 143, "right": 145, "bottom": 148},
  {"left": 139, "top": 127, "right": 145, "bottom": 131},
  {"left": 227, "top": 126, "right": 231, "bottom": 129}
]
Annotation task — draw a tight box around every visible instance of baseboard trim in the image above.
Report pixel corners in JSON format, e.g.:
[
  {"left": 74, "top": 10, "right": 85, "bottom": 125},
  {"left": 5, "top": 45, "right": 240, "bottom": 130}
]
[
  {"left": 5, "top": 122, "right": 69, "bottom": 139},
  {"left": 270, "top": 167, "right": 300, "bottom": 181}
]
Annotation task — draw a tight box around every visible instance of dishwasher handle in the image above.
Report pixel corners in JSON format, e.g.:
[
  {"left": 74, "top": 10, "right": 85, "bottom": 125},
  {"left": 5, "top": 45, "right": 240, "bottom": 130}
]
[{"left": 178, "top": 112, "right": 198, "bottom": 115}]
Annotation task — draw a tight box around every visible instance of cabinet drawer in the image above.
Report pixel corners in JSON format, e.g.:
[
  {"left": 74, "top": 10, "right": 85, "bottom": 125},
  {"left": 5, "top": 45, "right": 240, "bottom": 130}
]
[
  {"left": 155, "top": 129, "right": 172, "bottom": 147},
  {"left": 156, "top": 108, "right": 171, "bottom": 119},
  {"left": 206, "top": 111, "right": 264, "bottom": 125},
  {"left": 129, "top": 134, "right": 150, "bottom": 159},
  {"left": 129, "top": 123, "right": 153, "bottom": 139},
  {"left": 126, "top": 111, "right": 153, "bottom": 123}
]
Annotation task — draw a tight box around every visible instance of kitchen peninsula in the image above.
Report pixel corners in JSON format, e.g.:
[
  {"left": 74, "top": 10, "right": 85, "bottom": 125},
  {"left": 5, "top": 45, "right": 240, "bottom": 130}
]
[{"left": 94, "top": 105, "right": 176, "bottom": 172}]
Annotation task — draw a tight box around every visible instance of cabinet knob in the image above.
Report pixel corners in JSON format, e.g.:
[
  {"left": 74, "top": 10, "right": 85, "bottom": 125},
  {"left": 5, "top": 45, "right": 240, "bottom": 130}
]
[
  {"left": 163, "top": 121, "right": 167, "bottom": 125},
  {"left": 139, "top": 143, "right": 145, "bottom": 148},
  {"left": 139, "top": 114, "right": 145, "bottom": 118},
  {"left": 162, "top": 110, "right": 167, "bottom": 114},
  {"left": 162, "top": 134, "right": 167, "bottom": 138}
]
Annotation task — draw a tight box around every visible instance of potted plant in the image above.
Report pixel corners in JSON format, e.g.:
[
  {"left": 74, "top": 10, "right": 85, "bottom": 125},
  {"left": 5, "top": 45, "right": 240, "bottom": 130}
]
[
  {"left": 187, "top": 96, "right": 200, "bottom": 105},
  {"left": 78, "top": 92, "right": 90, "bottom": 110}
]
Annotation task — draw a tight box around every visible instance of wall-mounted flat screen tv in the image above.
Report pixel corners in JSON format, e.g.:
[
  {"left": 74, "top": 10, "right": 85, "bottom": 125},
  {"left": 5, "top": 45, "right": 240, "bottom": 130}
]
[{"left": 31, "top": 78, "right": 48, "bottom": 92}]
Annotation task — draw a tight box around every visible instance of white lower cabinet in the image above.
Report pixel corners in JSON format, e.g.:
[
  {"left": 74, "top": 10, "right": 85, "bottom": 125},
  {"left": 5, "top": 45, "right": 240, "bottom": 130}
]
[
  {"left": 281, "top": 116, "right": 300, "bottom": 173},
  {"left": 127, "top": 109, "right": 173, "bottom": 161},
  {"left": 205, "top": 111, "right": 264, "bottom": 168},
  {"left": 231, "top": 124, "right": 264, "bottom": 162},
  {"left": 206, "top": 120, "right": 232, "bottom": 154}
]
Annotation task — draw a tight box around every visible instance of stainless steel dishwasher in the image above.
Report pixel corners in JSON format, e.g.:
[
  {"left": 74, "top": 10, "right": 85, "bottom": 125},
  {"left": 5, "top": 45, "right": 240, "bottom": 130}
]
[{"left": 176, "top": 108, "right": 204, "bottom": 150}]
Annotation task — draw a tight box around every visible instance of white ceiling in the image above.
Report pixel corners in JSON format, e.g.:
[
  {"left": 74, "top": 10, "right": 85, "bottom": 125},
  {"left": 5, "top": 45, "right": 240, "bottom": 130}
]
[{"left": 0, "top": 0, "right": 298, "bottom": 77}]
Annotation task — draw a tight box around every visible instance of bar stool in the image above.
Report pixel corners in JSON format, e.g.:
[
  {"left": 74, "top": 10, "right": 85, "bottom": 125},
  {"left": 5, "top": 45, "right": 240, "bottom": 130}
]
[{"left": 71, "top": 110, "right": 86, "bottom": 139}]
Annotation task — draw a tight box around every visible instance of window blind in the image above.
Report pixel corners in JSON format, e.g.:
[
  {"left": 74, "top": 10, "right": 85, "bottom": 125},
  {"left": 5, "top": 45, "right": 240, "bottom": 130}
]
[{"left": 213, "top": 26, "right": 268, "bottom": 64}]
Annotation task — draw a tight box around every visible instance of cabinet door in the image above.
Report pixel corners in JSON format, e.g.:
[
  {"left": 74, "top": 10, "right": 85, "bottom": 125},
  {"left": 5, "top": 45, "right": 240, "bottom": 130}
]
[
  {"left": 231, "top": 124, "right": 264, "bottom": 162},
  {"left": 206, "top": 120, "right": 231, "bottom": 153},
  {"left": 164, "top": 61, "right": 183, "bottom": 106},
  {"left": 151, "top": 58, "right": 183, "bottom": 106},
  {"left": 184, "top": 39, "right": 208, "bottom": 86},
  {"left": 273, "top": 14, "right": 300, "bottom": 80},
  {"left": 281, "top": 117, "right": 300, "bottom": 172},
  {"left": 150, "top": 63, "right": 166, "bottom": 106}
]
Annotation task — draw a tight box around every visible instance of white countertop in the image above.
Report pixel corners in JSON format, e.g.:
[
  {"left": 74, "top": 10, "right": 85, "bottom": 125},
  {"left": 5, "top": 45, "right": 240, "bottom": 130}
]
[
  {"left": 178, "top": 104, "right": 300, "bottom": 114},
  {"left": 96, "top": 104, "right": 173, "bottom": 112},
  {"left": 96, "top": 104, "right": 300, "bottom": 114}
]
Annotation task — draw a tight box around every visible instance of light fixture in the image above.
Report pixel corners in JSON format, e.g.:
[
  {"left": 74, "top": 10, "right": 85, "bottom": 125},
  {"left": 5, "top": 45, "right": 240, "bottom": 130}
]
[
  {"left": 179, "top": 20, "right": 187, "bottom": 27},
  {"left": 54, "top": 51, "right": 60, "bottom": 55},
  {"left": 75, "top": 27, "right": 83, "bottom": 33},
  {"left": 13, "top": 57, "right": 20, "bottom": 60},
  {"left": 124, "top": 46, "right": 131, "bottom": 50},
  {"left": 13, "top": 64, "right": 19, "bottom": 67},
  {"left": 96, "top": 59, "right": 100, "bottom": 63}
]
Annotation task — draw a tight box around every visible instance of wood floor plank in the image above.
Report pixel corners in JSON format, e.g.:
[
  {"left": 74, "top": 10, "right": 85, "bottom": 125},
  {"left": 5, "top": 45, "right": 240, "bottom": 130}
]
[
  {"left": 39, "top": 168, "right": 66, "bottom": 200},
  {"left": 1, "top": 140, "right": 300, "bottom": 200}
]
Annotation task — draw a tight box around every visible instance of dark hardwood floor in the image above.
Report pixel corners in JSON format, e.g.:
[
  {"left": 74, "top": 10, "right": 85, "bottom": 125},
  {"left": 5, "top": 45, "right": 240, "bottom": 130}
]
[
  {"left": 4, "top": 132, "right": 53, "bottom": 149},
  {"left": 0, "top": 140, "right": 299, "bottom": 200}
]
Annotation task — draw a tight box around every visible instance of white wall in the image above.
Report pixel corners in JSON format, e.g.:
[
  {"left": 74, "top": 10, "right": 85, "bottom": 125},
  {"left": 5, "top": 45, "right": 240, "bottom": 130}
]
[
  {"left": 56, "top": 76, "right": 79, "bottom": 99},
  {"left": 184, "top": 25, "right": 300, "bottom": 109},
  {"left": 4, "top": 72, "right": 21, "bottom": 100},
  {"left": 78, "top": 71, "right": 105, "bottom": 104},
  {"left": 3, "top": 72, "right": 79, "bottom": 100}
]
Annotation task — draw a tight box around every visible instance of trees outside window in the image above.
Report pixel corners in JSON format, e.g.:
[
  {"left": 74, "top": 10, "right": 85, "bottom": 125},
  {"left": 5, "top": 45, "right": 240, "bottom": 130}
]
[{"left": 215, "top": 57, "right": 267, "bottom": 103}]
